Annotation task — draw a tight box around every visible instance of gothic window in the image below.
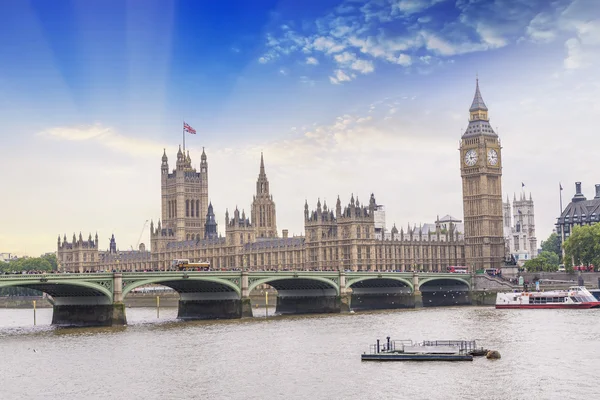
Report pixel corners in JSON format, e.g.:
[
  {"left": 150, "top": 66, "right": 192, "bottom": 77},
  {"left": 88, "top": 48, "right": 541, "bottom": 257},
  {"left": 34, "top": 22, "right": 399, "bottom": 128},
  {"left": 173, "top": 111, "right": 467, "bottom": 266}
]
[
  {"left": 191, "top": 200, "right": 195, "bottom": 217},
  {"left": 196, "top": 200, "right": 200, "bottom": 218},
  {"left": 357, "top": 226, "right": 361, "bottom": 238},
  {"left": 186, "top": 200, "right": 189, "bottom": 217}
]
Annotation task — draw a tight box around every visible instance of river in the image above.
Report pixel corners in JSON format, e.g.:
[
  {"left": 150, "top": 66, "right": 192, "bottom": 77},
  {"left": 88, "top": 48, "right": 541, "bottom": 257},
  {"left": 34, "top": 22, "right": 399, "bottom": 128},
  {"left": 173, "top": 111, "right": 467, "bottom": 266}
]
[{"left": 1, "top": 306, "right": 599, "bottom": 399}]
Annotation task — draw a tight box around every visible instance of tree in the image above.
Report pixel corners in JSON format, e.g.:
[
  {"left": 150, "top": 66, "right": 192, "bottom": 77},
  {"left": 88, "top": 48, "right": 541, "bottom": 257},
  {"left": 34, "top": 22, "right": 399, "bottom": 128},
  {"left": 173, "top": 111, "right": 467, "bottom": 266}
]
[
  {"left": 41, "top": 253, "right": 58, "bottom": 271},
  {"left": 563, "top": 224, "right": 600, "bottom": 271},
  {"left": 540, "top": 232, "right": 562, "bottom": 261},
  {"left": 0, "top": 257, "right": 53, "bottom": 273},
  {"left": 523, "top": 251, "right": 560, "bottom": 272}
]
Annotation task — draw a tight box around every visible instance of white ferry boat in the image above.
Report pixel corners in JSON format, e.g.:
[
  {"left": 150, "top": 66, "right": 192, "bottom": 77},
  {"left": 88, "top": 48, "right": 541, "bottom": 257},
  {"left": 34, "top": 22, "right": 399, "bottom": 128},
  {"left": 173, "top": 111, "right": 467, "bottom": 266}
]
[{"left": 496, "top": 286, "right": 600, "bottom": 309}]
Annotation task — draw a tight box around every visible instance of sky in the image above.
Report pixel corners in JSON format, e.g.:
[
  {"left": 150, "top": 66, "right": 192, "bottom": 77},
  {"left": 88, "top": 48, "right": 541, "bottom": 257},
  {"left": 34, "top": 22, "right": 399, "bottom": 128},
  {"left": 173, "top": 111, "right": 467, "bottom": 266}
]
[{"left": 0, "top": 0, "right": 599, "bottom": 256}]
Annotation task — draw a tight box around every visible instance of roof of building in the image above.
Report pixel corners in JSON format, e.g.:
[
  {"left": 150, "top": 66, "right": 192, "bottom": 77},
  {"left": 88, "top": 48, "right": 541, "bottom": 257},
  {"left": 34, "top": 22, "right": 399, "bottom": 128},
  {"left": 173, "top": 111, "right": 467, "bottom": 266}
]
[
  {"left": 462, "top": 120, "right": 497, "bottom": 138},
  {"left": 469, "top": 79, "right": 488, "bottom": 112},
  {"left": 438, "top": 214, "right": 462, "bottom": 223},
  {"left": 556, "top": 198, "right": 600, "bottom": 225}
]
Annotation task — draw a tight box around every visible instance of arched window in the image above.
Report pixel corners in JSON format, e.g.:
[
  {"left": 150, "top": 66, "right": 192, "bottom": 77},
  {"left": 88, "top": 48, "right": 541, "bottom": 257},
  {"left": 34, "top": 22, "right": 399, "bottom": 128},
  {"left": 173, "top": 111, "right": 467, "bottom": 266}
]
[
  {"left": 196, "top": 200, "right": 200, "bottom": 218},
  {"left": 186, "top": 200, "right": 190, "bottom": 217},
  {"left": 191, "top": 200, "right": 195, "bottom": 217}
]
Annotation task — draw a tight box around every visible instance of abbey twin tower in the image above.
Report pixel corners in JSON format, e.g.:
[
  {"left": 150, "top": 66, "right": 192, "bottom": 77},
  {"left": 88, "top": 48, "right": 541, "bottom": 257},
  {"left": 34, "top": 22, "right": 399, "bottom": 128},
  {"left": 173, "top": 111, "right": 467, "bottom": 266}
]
[{"left": 57, "top": 81, "right": 506, "bottom": 273}]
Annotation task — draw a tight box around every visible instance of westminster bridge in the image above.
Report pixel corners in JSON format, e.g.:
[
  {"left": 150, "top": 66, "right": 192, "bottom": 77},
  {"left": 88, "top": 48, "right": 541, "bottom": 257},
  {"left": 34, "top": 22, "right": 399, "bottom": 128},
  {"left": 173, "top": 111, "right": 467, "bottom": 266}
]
[{"left": 0, "top": 271, "right": 482, "bottom": 326}]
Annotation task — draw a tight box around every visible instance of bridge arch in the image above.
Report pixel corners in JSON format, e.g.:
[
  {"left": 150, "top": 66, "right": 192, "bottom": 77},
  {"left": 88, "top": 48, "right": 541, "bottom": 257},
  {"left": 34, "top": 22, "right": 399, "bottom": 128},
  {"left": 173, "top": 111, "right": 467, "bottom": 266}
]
[
  {"left": 0, "top": 279, "right": 113, "bottom": 301},
  {"left": 248, "top": 276, "right": 339, "bottom": 295},
  {"left": 122, "top": 276, "right": 241, "bottom": 298},
  {"left": 346, "top": 276, "right": 414, "bottom": 292},
  {"left": 419, "top": 276, "right": 471, "bottom": 290}
]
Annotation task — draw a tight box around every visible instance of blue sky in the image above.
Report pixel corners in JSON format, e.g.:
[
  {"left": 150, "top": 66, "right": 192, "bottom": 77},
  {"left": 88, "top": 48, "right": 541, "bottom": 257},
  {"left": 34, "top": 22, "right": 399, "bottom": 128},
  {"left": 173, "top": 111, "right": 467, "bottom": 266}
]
[{"left": 1, "top": 0, "right": 599, "bottom": 255}]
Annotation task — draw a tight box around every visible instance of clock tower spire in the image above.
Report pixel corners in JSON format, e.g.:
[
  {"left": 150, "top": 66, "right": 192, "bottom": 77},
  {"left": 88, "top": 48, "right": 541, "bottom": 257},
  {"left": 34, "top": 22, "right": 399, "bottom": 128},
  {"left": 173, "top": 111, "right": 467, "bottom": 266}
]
[{"left": 460, "top": 79, "right": 505, "bottom": 271}]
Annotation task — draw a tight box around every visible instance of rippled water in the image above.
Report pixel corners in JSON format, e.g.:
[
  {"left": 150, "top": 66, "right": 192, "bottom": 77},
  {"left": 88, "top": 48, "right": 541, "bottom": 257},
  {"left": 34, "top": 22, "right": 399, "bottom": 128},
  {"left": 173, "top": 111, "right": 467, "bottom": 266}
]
[{"left": 1, "top": 306, "right": 599, "bottom": 399}]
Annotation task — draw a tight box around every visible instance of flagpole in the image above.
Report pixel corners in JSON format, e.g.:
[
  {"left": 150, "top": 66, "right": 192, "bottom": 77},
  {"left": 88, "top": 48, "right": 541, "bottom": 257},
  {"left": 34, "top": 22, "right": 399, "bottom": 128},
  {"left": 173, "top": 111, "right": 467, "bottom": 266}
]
[
  {"left": 183, "top": 121, "right": 185, "bottom": 152},
  {"left": 559, "top": 182, "right": 563, "bottom": 215}
]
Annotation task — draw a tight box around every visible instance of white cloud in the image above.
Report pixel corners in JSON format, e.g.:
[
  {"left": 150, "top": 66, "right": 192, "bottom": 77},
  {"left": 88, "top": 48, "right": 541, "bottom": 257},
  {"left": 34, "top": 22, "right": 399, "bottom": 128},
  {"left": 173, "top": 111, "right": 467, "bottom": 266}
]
[
  {"left": 350, "top": 59, "right": 375, "bottom": 74},
  {"left": 311, "top": 36, "right": 346, "bottom": 54},
  {"left": 334, "top": 52, "right": 356, "bottom": 63},
  {"left": 391, "top": 0, "right": 447, "bottom": 16},
  {"left": 258, "top": 0, "right": 585, "bottom": 83},
  {"left": 329, "top": 69, "right": 353, "bottom": 84},
  {"left": 306, "top": 56, "right": 319, "bottom": 65},
  {"left": 37, "top": 124, "right": 166, "bottom": 158},
  {"left": 394, "top": 53, "right": 412, "bottom": 66}
]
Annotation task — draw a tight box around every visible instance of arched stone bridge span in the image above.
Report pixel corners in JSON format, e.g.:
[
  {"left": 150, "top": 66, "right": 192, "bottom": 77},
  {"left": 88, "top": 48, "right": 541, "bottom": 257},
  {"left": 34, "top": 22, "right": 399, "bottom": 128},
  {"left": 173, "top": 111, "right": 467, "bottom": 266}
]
[{"left": 0, "top": 271, "right": 472, "bottom": 326}]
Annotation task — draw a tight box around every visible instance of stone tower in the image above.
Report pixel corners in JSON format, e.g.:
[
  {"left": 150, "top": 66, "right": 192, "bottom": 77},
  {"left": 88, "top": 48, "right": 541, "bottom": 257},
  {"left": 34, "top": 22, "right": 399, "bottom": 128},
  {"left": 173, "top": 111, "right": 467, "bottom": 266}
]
[
  {"left": 251, "top": 153, "right": 277, "bottom": 238},
  {"left": 160, "top": 146, "right": 209, "bottom": 242},
  {"left": 204, "top": 201, "right": 218, "bottom": 239},
  {"left": 460, "top": 79, "right": 505, "bottom": 270},
  {"left": 503, "top": 192, "right": 537, "bottom": 264}
]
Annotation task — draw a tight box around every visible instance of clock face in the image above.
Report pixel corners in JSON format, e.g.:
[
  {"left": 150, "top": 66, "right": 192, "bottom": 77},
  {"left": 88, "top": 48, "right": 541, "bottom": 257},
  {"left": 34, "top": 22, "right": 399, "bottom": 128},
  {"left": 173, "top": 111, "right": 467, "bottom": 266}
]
[
  {"left": 487, "top": 149, "right": 498, "bottom": 166},
  {"left": 464, "top": 149, "right": 478, "bottom": 166}
]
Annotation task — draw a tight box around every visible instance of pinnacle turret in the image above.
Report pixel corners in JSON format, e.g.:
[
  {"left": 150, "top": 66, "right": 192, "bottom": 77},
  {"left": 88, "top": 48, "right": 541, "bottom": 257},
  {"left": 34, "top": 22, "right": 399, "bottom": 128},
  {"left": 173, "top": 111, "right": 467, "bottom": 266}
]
[
  {"left": 469, "top": 78, "right": 488, "bottom": 112},
  {"left": 260, "top": 152, "right": 265, "bottom": 176}
]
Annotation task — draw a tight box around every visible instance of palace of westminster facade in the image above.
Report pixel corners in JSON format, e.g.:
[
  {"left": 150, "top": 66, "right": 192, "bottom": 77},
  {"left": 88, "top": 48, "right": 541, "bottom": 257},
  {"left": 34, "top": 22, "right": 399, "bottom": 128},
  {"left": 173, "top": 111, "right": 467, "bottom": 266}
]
[{"left": 57, "top": 81, "right": 506, "bottom": 273}]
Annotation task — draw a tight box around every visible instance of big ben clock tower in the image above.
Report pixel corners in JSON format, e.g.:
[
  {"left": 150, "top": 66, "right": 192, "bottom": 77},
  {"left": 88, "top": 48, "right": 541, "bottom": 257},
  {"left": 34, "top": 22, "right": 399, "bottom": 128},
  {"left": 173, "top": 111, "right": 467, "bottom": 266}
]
[{"left": 460, "top": 79, "right": 505, "bottom": 271}]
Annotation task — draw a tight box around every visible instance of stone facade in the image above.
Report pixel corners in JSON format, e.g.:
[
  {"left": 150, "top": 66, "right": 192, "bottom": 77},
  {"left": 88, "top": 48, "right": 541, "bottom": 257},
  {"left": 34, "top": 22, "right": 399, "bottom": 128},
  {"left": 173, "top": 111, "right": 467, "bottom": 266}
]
[
  {"left": 57, "top": 233, "right": 100, "bottom": 272},
  {"left": 503, "top": 192, "right": 537, "bottom": 265},
  {"left": 161, "top": 146, "right": 209, "bottom": 242},
  {"left": 58, "top": 82, "right": 508, "bottom": 274},
  {"left": 459, "top": 79, "right": 505, "bottom": 271}
]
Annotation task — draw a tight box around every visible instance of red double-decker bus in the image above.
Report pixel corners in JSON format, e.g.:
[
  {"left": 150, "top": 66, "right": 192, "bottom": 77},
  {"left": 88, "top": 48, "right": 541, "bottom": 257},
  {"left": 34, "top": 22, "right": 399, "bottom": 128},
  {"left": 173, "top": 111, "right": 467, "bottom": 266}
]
[{"left": 447, "top": 266, "right": 468, "bottom": 274}]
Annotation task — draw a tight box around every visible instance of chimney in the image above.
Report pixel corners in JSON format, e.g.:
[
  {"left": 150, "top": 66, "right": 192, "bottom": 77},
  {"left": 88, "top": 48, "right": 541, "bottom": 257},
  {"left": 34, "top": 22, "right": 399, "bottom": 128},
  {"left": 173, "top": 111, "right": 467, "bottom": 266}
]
[
  {"left": 572, "top": 182, "right": 587, "bottom": 202},
  {"left": 595, "top": 184, "right": 600, "bottom": 199},
  {"left": 282, "top": 229, "right": 288, "bottom": 238}
]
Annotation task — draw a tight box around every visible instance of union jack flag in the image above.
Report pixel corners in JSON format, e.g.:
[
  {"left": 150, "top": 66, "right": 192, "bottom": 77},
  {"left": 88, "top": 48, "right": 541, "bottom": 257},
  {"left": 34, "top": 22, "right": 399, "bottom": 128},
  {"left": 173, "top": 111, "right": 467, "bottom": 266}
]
[{"left": 183, "top": 122, "right": 196, "bottom": 134}]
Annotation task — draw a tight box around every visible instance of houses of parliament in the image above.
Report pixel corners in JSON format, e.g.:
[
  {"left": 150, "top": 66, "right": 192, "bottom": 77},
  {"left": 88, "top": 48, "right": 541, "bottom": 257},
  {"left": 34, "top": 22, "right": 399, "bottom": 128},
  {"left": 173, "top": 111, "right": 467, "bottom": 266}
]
[{"left": 57, "top": 81, "right": 506, "bottom": 273}]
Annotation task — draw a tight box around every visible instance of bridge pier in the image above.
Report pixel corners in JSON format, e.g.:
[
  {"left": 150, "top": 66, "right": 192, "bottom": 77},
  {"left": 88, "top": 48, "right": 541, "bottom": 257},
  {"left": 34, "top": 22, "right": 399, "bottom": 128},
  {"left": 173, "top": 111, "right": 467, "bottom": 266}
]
[
  {"left": 240, "top": 270, "right": 253, "bottom": 318},
  {"left": 413, "top": 290, "right": 423, "bottom": 308},
  {"left": 177, "top": 293, "right": 244, "bottom": 320},
  {"left": 351, "top": 291, "right": 415, "bottom": 310},
  {"left": 51, "top": 300, "right": 127, "bottom": 327},
  {"left": 276, "top": 295, "right": 341, "bottom": 314},
  {"left": 51, "top": 273, "right": 127, "bottom": 327}
]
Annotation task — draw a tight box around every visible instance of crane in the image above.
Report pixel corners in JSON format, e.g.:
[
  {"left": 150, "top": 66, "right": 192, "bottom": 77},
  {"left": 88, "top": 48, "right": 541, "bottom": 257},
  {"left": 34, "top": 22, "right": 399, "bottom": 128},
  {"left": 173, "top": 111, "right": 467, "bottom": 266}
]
[{"left": 133, "top": 220, "right": 149, "bottom": 251}]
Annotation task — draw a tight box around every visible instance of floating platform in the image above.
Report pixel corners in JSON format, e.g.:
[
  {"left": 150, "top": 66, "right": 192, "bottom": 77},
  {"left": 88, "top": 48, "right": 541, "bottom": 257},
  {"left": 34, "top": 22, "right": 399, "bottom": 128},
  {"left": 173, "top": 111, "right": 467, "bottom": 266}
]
[
  {"left": 361, "top": 353, "right": 473, "bottom": 361},
  {"left": 361, "top": 338, "right": 484, "bottom": 362}
]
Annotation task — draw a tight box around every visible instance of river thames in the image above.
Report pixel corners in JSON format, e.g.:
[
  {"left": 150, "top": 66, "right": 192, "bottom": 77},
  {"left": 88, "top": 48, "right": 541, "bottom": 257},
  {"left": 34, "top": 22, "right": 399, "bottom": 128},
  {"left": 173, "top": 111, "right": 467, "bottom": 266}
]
[{"left": 1, "top": 306, "right": 598, "bottom": 399}]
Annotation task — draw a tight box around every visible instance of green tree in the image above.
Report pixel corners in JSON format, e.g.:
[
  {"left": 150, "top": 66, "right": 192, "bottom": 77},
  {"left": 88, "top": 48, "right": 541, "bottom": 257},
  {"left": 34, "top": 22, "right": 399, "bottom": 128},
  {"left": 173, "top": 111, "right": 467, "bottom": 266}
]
[
  {"left": 522, "top": 251, "right": 560, "bottom": 272},
  {"left": 540, "top": 232, "right": 562, "bottom": 261},
  {"left": 0, "top": 257, "right": 53, "bottom": 273},
  {"left": 41, "top": 253, "right": 58, "bottom": 271},
  {"left": 563, "top": 224, "right": 600, "bottom": 271}
]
